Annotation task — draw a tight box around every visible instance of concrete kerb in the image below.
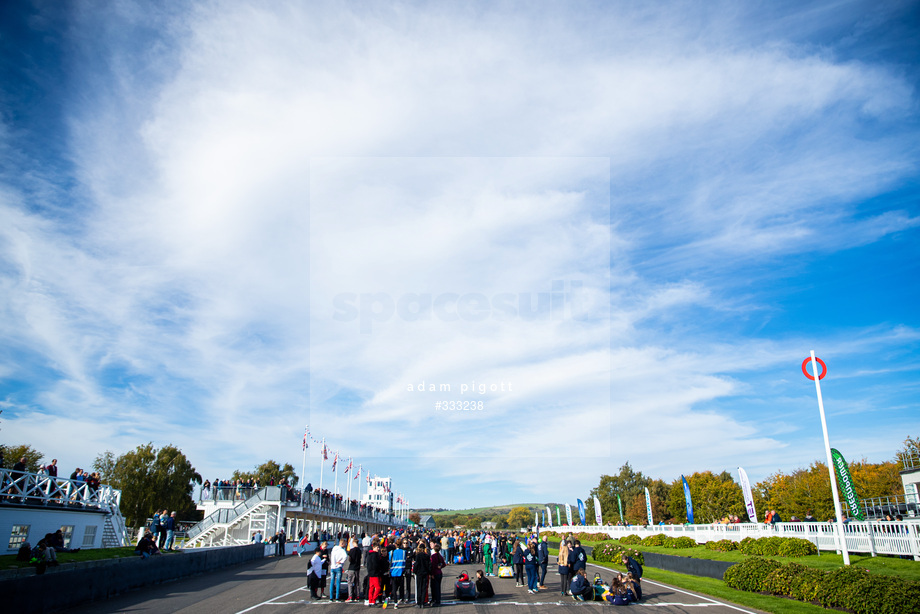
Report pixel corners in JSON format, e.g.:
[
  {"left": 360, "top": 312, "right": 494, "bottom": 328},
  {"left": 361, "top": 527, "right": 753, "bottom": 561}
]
[{"left": 0, "top": 544, "right": 266, "bottom": 614}]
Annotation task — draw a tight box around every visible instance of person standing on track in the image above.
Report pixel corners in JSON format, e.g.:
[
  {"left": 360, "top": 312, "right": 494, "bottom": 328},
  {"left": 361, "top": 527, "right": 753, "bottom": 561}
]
[
  {"left": 483, "top": 533, "right": 494, "bottom": 576},
  {"left": 345, "top": 538, "right": 362, "bottom": 603},
  {"left": 537, "top": 535, "right": 549, "bottom": 589},
  {"left": 512, "top": 539, "right": 525, "bottom": 587},
  {"left": 429, "top": 541, "right": 447, "bottom": 606},
  {"left": 414, "top": 541, "right": 431, "bottom": 607},
  {"left": 524, "top": 540, "right": 540, "bottom": 594},
  {"left": 557, "top": 539, "right": 571, "bottom": 596},
  {"left": 365, "top": 539, "right": 386, "bottom": 606}
]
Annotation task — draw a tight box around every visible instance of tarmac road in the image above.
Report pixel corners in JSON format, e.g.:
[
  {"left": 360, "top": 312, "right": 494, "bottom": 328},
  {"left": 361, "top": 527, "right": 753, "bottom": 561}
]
[{"left": 62, "top": 554, "right": 766, "bottom": 614}]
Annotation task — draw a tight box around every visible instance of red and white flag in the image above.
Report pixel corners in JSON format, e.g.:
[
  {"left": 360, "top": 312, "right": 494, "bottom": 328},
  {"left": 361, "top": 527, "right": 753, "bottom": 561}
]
[
  {"left": 332, "top": 453, "right": 338, "bottom": 472},
  {"left": 302, "top": 426, "right": 309, "bottom": 451},
  {"left": 322, "top": 445, "right": 328, "bottom": 461}
]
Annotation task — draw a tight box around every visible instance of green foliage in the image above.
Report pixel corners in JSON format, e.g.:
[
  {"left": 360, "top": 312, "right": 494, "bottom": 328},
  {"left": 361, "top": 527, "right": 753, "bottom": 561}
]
[
  {"left": 728, "top": 557, "right": 920, "bottom": 614},
  {"left": 641, "top": 533, "right": 671, "bottom": 547},
  {"left": 778, "top": 538, "right": 818, "bottom": 557},
  {"left": 232, "top": 460, "right": 298, "bottom": 487},
  {"left": 590, "top": 462, "right": 669, "bottom": 525},
  {"left": 619, "top": 534, "right": 642, "bottom": 545},
  {"left": 670, "top": 536, "right": 697, "bottom": 549},
  {"left": 592, "top": 542, "right": 644, "bottom": 565},
  {"left": 102, "top": 443, "right": 201, "bottom": 528},
  {"left": 668, "top": 471, "right": 744, "bottom": 523},
  {"left": 723, "top": 557, "right": 785, "bottom": 592},
  {"left": 763, "top": 562, "right": 823, "bottom": 601},
  {"left": 0, "top": 444, "right": 45, "bottom": 472},
  {"left": 92, "top": 451, "right": 116, "bottom": 482},
  {"left": 705, "top": 539, "right": 738, "bottom": 552}
]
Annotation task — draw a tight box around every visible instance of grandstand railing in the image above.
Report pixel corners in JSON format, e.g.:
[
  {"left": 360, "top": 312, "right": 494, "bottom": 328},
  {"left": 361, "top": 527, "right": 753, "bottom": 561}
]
[
  {"left": 546, "top": 521, "right": 920, "bottom": 559},
  {"left": 0, "top": 467, "right": 121, "bottom": 512}
]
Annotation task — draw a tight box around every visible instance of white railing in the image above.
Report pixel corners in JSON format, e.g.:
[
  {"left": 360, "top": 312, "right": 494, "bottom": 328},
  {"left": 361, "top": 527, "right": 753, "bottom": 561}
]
[
  {"left": 0, "top": 467, "right": 120, "bottom": 512},
  {"left": 544, "top": 521, "right": 920, "bottom": 559}
]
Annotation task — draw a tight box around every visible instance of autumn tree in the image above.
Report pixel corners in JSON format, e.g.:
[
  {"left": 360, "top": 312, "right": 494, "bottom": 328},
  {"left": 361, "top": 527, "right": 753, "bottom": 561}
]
[
  {"left": 668, "top": 471, "right": 744, "bottom": 523},
  {"left": 589, "top": 462, "right": 652, "bottom": 524},
  {"left": 0, "top": 444, "right": 45, "bottom": 472},
  {"left": 408, "top": 512, "right": 421, "bottom": 525},
  {"left": 232, "top": 460, "right": 298, "bottom": 487},
  {"left": 506, "top": 506, "right": 533, "bottom": 529},
  {"left": 100, "top": 443, "right": 202, "bottom": 528}
]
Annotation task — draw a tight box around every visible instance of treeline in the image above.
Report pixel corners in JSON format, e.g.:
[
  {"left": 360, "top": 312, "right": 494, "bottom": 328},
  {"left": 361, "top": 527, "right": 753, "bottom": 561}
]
[
  {"left": 0, "top": 442, "right": 303, "bottom": 530},
  {"left": 587, "top": 436, "right": 917, "bottom": 525}
]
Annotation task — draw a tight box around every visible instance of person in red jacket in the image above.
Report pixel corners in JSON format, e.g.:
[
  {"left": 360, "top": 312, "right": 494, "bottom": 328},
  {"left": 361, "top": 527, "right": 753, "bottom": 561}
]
[{"left": 365, "top": 539, "right": 386, "bottom": 605}]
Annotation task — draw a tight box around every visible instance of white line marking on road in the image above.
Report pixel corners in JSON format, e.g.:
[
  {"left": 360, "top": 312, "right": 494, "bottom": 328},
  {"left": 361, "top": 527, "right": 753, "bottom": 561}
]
[
  {"left": 585, "top": 562, "right": 757, "bottom": 614},
  {"left": 234, "top": 585, "right": 309, "bottom": 613}
]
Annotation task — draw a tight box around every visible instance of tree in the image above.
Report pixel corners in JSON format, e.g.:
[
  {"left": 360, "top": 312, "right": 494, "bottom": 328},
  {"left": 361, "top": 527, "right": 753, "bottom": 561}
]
[
  {"left": 408, "top": 512, "right": 421, "bottom": 525},
  {"left": 668, "top": 471, "right": 743, "bottom": 523},
  {"left": 0, "top": 444, "right": 44, "bottom": 472},
  {"left": 105, "top": 443, "right": 202, "bottom": 528},
  {"left": 589, "top": 462, "right": 652, "bottom": 524},
  {"left": 232, "top": 460, "right": 298, "bottom": 487},
  {"left": 506, "top": 506, "right": 532, "bottom": 529},
  {"left": 92, "top": 451, "right": 116, "bottom": 482}
]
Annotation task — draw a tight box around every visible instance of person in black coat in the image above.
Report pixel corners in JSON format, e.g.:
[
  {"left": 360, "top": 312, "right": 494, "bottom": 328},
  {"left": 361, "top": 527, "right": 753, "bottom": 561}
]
[
  {"left": 413, "top": 542, "right": 431, "bottom": 607},
  {"left": 475, "top": 570, "right": 494, "bottom": 598}
]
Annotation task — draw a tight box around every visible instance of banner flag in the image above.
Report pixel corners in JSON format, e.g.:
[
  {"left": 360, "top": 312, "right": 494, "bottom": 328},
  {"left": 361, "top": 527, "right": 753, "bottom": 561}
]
[
  {"left": 546, "top": 506, "right": 553, "bottom": 528},
  {"left": 682, "top": 475, "right": 694, "bottom": 524},
  {"left": 535, "top": 511, "right": 539, "bottom": 527},
  {"left": 617, "top": 494, "right": 624, "bottom": 523},
  {"left": 593, "top": 496, "right": 603, "bottom": 525},
  {"left": 577, "top": 499, "right": 586, "bottom": 525},
  {"left": 644, "top": 487, "right": 653, "bottom": 525},
  {"left": 556, "top": 506, "right": 561, "bottom": 526},
  {"left": 565, "top": 503, "right": 573, "bottom": 525},
  {"left": 831, "top": 448, "right": 866, "bottom": 521},
  {"left": 738, "top": 467, "right": 757, "bottom": 523}
]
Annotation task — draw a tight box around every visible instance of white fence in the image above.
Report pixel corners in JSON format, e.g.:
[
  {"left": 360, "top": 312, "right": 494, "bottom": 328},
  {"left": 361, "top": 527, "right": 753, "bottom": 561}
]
[{"left": 544, "top": 521, "right": 920, "bottom": 560}]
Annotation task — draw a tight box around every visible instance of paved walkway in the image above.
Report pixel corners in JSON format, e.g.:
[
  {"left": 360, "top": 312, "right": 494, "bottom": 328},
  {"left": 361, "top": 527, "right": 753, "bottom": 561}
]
[{"left": 62, "top": 555, "right": 766, "bottom": 613}]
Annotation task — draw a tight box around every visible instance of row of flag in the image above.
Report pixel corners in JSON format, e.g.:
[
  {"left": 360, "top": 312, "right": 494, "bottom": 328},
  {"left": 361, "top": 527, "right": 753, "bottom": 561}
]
[
  {"left": 541, "top": 449, "right": 864, "bottom": 527},
  {"left": 303, "top": 425, "right": 371, "bottom": 483}
]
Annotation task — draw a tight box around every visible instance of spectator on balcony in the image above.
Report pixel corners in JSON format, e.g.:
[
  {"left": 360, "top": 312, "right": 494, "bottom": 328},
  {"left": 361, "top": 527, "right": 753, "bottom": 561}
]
[
  {"left": 12, "top": 456, "right": 28, "bottom": 499},
  {"left": 202, "top": 479, "right": 211, "bottom": 499}
]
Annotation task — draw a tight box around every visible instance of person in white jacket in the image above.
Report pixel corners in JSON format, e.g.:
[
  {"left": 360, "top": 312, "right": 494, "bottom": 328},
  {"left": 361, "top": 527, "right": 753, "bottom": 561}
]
[
  {"left": 308, "top": 548, "right": 326, "bottom": 599},
  {"left": 329, "top": 539, "right": 348, "bottom": 601}
]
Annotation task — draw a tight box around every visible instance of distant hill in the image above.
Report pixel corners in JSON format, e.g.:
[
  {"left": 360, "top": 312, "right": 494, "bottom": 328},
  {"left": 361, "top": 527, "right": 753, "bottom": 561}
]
[{"left": 427, "top": 503, "right": 559, "bottom": 517}]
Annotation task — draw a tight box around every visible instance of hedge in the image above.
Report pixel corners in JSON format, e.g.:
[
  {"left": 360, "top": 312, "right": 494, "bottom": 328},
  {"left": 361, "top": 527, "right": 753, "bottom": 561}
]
[
  {"left": 592, "top": 542, "right": 644, "bottom": 566},
  {"left": 725, "top": 558, "right": 920, "bottom": 614},
  {"left": 737, "top": 536, "right": 816, "bottom": 557}
]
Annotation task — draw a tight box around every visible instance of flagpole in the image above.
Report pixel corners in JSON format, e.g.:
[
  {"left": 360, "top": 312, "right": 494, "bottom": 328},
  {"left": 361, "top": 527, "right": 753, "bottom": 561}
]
[
  {"left": 300, "top": 425, "right": 308, "bottom": 497},
  {"left": 319, "top": 437, "right": 325, "bottom": 492},
  {"left": 809, "top": 351, "right": 850, "bottom": 565}
]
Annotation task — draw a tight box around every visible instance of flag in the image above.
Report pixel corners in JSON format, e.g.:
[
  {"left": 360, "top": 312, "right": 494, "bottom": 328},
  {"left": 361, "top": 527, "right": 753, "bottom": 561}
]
[
  {"left": 616, "top": 494, "right": 624, "bottom": 523},
  {"left": 345, "top": 459, "right": 352, "bottom": 474},
  {"left": 546, "top": 506, "right": 553, "bottom": 528},
  {"left": 738, "top": 467, "right": 757, "bottom": 522},
  {"left": 593, "top": 496, "right": 603, "bottom": 525},
  {"left": 565, "top": 503, "right": 573, "bottom": 525},
  {"left": 577, "top": 499, "right": 586, "bottom": 525},
  {"left": 535, "top": 511, "right": 539, "bottom": 527},
  {"left": 323, "top": 445, "right": 328, "bottom": 461},
  {"left": 332, "top": 453, "right": 338, "bottom": 472},
  {"left": 354, "top": 467, "right": 359, "bottom": 480},
  {"left": 644, "top": 487, "right": 653, "bottom": 525},
  {"left": 831, "top": 448, "right": 865, "bottom": 521},
  {"left": 302, "top": 426, "right": 309, "bottom": 450},
  {"left": 542, "top": 511, "right": 546, "bottom": 526},
  {"left": 556, "top": 506, "right": 561, "bottom": 526},
  {"left": 682, "top": 475, "right": 694, "bottom": 524}
]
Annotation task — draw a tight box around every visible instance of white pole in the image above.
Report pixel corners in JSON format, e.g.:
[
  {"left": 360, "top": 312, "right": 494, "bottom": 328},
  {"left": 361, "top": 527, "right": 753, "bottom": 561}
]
[
  {"left": 300, "top": 425, "right": 307, "bottom": 499},
  {"left": 319, "top": 437, "right": 325, "bottom": 493},
  {"left": 810, "top": 351, "right": 851, "bottom": 566}
]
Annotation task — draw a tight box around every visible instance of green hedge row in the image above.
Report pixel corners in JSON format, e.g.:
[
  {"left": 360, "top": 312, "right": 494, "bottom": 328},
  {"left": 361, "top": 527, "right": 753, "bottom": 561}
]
[
  {"left": 541, "top": 531, "right": 611, "bottom": 542},
  {"left": 724, "top": 558, "right": 920, "bottom": 614},
  {"left": 739, "top": 536, "right": 817, "bottom": 557},
  {"left": 592, "top": 542, "right": 644, "bottom": 565}
]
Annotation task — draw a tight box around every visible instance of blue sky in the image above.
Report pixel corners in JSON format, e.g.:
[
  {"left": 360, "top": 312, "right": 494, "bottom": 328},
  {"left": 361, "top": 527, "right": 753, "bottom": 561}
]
[{"left": 1, "top": 0, "right": 918, "bottom": 510}]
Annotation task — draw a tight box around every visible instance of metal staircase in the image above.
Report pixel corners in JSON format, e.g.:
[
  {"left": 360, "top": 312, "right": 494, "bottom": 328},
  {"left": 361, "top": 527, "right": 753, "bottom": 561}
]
[{"left": 185, "top": 486, "right": 285, "bottom": 548}]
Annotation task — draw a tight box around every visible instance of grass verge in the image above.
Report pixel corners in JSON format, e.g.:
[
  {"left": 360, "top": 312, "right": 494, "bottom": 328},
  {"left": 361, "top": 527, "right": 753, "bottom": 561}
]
[{"left": 0, "top": 546, "right": 159, "bottom": 570}]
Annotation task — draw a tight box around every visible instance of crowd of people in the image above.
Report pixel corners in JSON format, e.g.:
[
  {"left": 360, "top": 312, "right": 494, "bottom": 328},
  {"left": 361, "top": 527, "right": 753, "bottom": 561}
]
[
  {"left": 295, "top": 529, "right": 643, "bottom": 607},
  {"left": 1, "top": 454, "right": 103, "bottom": 504}
]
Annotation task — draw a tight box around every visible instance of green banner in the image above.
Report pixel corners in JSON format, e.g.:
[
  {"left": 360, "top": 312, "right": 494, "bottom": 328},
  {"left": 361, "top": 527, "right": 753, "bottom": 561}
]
[
  {"left": 617, "top": 493, "right": 624, "bottom": 523},
  {"left": 831, "top": 448, "right": 865, "bottom": 521}
]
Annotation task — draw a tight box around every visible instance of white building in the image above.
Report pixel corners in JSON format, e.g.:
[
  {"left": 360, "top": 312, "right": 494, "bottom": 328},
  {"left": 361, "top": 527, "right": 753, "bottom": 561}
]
[{"left": 361, "top": 476, "right": 394, "bottom": 513}]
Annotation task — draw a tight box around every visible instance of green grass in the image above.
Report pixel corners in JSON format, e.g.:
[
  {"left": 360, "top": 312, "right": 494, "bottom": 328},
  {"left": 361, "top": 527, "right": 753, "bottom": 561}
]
[
  {"left": 546, "top": 537, "right": 920, "bottom": 582},
  {"left": 0, "top": 546, "right": 159, "bottom": 569}
]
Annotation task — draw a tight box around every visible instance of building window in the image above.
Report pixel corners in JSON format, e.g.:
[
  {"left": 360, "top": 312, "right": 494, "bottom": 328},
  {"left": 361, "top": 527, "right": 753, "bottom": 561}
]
[
  {"left": 9, "top": 525, "right": 30, "bottom": 550},
  {"left": 82, "top": 525, "right": 98, "bottom": 547},
  {"left": 60, "top": 525, "right": 75, "bottom": 548}
]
